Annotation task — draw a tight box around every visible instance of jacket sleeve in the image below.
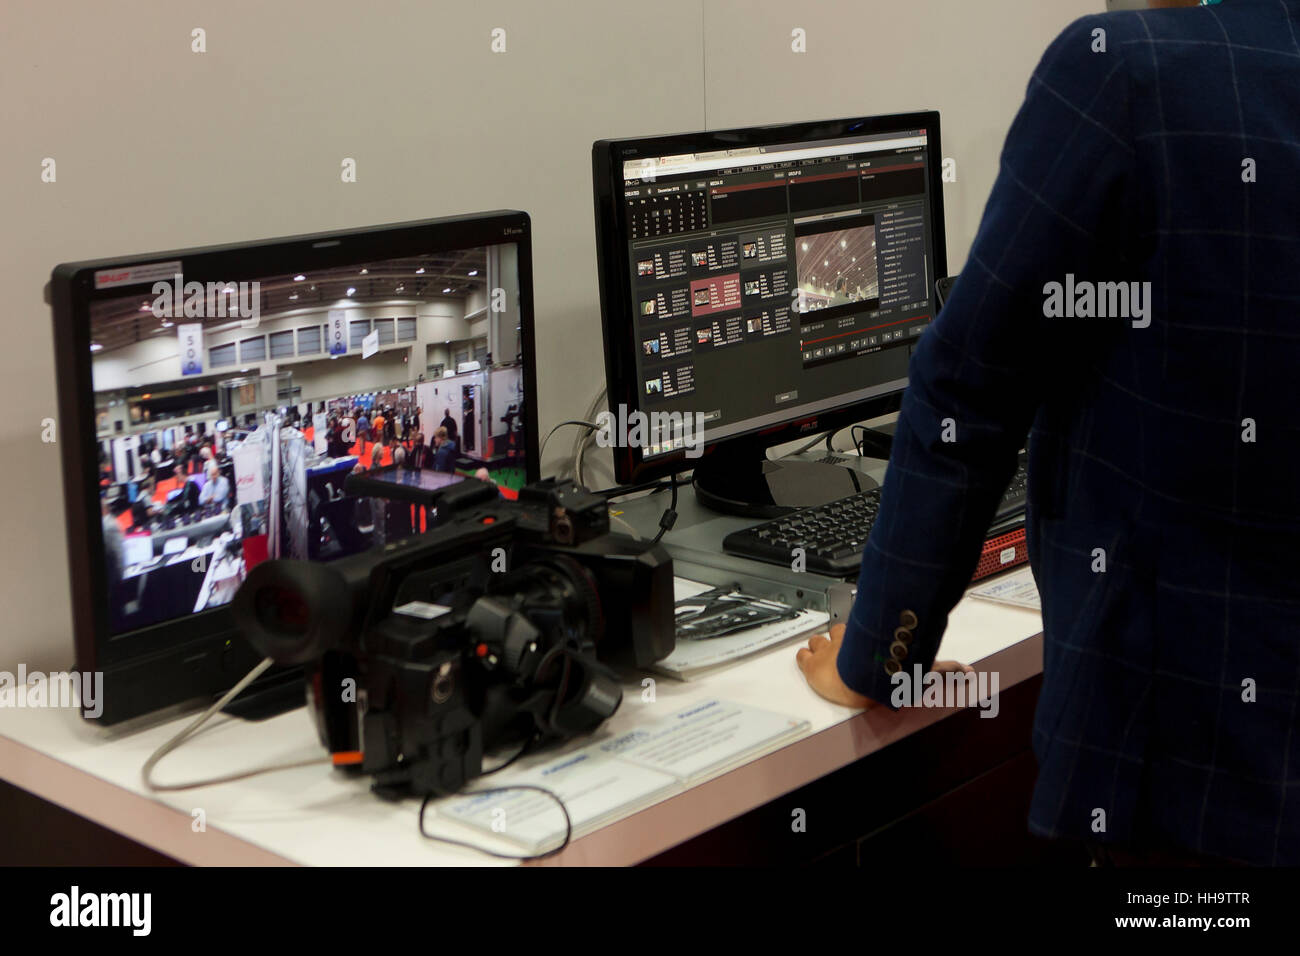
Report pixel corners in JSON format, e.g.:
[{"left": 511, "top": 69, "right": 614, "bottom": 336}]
[{"left": 836, "top": 15, "right": 1140, "bottom": 703}]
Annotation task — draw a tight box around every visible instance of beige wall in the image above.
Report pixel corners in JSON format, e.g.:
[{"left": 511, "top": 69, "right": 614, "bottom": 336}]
[
  {"left": 92, "top": 300, "right": 465, "bottom": 393},
  {"left": 290, "top": 349, "right": 413, "bottom": 403},
  {"left": 0, "top": 0, "right": 1100, "bottom": 671}
]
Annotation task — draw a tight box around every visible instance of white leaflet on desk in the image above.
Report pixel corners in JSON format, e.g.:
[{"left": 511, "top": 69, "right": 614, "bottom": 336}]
[
  {"left": 968, "top": 566, "right": 1041, "bottom": 611},
  {"left": 598, "top": 698, "right": 809, "bottom": 782},
  {"left": 436, "top": 748, "right": 677, "bottom": 851}
]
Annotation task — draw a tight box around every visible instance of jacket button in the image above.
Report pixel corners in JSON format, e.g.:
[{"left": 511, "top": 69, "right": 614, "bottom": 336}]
[
  {"left": 884, "top": 659, "right": 901, "bottom": 675},
  {"left": 889, "top": 640, "right": 909, "bottom": 661},
  {"left": 894, "top": 626, "right": 913, "bottom": 645},
  {"left": 900, "top": 609, "right": 918, "bottom": 629}
]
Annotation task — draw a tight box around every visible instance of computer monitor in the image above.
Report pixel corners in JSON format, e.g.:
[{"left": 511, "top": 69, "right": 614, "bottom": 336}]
[
  {"left": 593, "top": 112, "right": 947, "bottom": 515},
  {"left": 52, "top": 211, "right": 540, "bottom": 723}
]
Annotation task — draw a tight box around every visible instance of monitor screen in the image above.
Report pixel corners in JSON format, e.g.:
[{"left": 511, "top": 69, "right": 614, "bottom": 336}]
[
  {"left": 122, "top": 535, "right": 153, "bottom": 568},
  {"left": 594, "top": 114, "right": 945, "bottom": 475},
  {"left": 75, "top": 219, "right": 534, "bottom": 640}
]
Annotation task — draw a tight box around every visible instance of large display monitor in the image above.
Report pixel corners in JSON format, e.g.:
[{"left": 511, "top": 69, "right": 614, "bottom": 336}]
[
  {"left": 52, "top": 212, "right": 538, "bottom": 723},
  {"left": 593, "top": 113, "right": 947, "bottom": 514}
]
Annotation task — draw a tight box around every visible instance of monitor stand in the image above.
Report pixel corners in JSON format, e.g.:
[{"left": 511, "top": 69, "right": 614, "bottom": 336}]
[
  {"left": 221, "top": 666, "right": 304, "bottom": 721},
  {"left": 692, "top": 427, "right": 893, "bottom": 519}
]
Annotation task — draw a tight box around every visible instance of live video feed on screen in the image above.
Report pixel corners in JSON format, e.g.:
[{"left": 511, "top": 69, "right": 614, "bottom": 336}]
[
  {"left": 621, "top": 126, "right": 936, "bottom": 458},
  {"left": 91, "top": 242, "right": 529, "bottom": 635}
]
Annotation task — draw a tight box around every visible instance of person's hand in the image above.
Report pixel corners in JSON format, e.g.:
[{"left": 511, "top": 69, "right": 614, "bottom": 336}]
[
  {"left": 795, "top": 622, "right": 974, "bottom": 709},
  {"left": 796, "top": 623, "right": 876, "bottom": 708}
]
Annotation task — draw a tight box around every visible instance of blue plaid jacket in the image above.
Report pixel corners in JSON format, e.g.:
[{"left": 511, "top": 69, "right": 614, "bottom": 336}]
[{"left": 838, "top": 0, "right": 1300, "bottom": 865}]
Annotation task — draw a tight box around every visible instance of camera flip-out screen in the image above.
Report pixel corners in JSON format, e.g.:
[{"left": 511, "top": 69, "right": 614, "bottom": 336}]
[{"left": 344, "top": 464, "right": 465, "bottom": 506}]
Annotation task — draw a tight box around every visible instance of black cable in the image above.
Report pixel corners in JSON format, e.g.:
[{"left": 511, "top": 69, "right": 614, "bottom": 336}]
[
  {"left": 787, "top": 434, "right": 820, "bottom": 455},
  {"left": 546, "top": 653, "right": 575, "bottom": 737},
  {"left": 479, "top": 736, "right": 535, "bottom": 777},
  {"left": 416, "top": 634, "right": 589, "bottom": 861},
  {"left": 851, "top": 424, "right": 894, "bottom": 461},
  {"left": 649, "top": 478, "right": 679, "bottom": 546},
  {"left": 418, "top": 784, "right": 573, "bottom": 861},
  {"left": 502, "top": 640, "right": 576, "bottom": 747},
  {"left": 538, "top": 419, "right": 600, "bottom": 465},
  {"left": 851, "top": 425, "right": 869, "bottom": 458},
  {"left": 594, "top": 473, "right": 693, "bottom": 500},
  {"left": 531, "top": 641, "right": 570, "bottom": 692}
]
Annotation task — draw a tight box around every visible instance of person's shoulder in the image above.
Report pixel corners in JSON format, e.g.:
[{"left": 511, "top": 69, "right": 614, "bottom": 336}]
[
  {"left": 1022, "top": 11, "right": 1152, "bottom": 123},
  {"left": 1049, "top": 3, "right": 1255, "bottom": 64},
  {"left": 1037, "top": 12, "right": 1138, "bottom": 76}
]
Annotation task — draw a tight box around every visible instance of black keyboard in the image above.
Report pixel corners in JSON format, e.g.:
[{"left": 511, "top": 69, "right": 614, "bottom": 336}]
[
  {"left": 723, "top": 453, "right": 1029, "bottom": 577},
  {"left": 991, "top": 454, "right": 1028, "bottom": 532}
]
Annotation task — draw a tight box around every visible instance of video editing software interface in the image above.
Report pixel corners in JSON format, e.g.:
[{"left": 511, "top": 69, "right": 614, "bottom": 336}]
[
  {"left": 617, "top": 127, "right": 938, "bottom": 457},
  {"left": 88, "top": 240, "right": 528, "bottom": 637}
]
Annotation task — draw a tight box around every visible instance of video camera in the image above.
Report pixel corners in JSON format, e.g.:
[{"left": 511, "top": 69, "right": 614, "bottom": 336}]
[{"left": 231, "top": 477, "right": 674, "bottom": 798}]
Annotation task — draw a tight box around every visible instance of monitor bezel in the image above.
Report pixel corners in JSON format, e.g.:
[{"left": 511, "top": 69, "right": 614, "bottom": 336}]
[
  {"left": 52, "top": 211, "right": 539, "bottom": 722},
  {"left": 592, "top": 111, "right": 947, "bottom": 485}
]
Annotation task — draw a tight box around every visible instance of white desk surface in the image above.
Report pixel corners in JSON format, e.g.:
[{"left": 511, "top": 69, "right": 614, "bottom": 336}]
[{"left": 0, "top": 590, "right": 1041, "bottom": 867}]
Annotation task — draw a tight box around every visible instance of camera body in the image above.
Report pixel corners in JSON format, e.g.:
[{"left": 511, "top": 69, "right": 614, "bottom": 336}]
[{"left": 232, "top": 478, "right": 675, "bottom": 797}]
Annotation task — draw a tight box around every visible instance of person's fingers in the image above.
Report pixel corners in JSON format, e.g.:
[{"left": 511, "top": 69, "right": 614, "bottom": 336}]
[
  {"left": 796, "top": 647, "right": 812, "bottom": 672},
  {"left": 931, "top": 660, "right": 974, "bottom": 674},
  {"left": 806, "top": 634, "right": 830, "bottom": 652}
]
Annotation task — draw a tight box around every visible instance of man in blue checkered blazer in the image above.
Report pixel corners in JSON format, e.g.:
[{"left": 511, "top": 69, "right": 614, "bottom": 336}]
[{"left": 798, "top": 0, "right": 1300, "bottom": 865}]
